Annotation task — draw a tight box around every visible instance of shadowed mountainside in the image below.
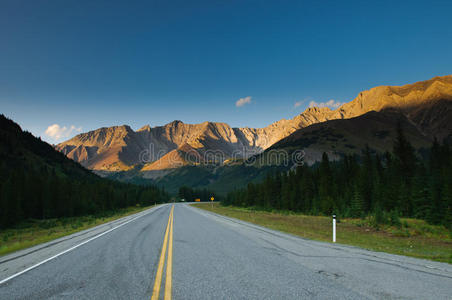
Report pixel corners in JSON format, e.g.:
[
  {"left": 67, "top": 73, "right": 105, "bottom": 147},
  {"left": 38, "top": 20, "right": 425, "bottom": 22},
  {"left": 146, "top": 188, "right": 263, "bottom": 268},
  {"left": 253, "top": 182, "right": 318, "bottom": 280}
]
[{"left": 261, "top": 109, "right": 432, "bottom": 166}]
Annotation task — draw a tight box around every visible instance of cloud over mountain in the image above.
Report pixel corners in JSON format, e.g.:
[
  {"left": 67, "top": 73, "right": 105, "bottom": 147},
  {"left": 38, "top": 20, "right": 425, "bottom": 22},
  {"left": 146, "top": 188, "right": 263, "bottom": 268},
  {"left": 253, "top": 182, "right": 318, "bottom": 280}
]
[
  {"left": 308, "top": 99, "right": 342, "bottom": 109},
  {"left": 293, "top": 101, "right": 303, "bottom": 108},
  {"left": 45, "top": 124, "right": 82, "bottom": 141},
  {"left": 236, "top": 96, "right": 252, "bottom": 107}
]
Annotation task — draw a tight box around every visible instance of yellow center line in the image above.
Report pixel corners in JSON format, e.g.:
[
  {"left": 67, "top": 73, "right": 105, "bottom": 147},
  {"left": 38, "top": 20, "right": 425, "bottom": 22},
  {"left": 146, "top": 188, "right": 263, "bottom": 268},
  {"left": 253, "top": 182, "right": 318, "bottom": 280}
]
[
  {"left": 151, "top": 205, "right": 174, "bottom": 300},
  {"left": 164, "top": 205, "right": 174, "bottom": 300}
]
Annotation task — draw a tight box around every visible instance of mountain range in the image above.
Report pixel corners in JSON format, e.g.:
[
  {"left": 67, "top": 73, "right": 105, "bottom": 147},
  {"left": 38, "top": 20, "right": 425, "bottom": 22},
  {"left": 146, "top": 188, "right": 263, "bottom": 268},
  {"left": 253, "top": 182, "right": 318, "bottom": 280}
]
[{"left": 56, "top": 75, "right": 452, "bottom": 191}]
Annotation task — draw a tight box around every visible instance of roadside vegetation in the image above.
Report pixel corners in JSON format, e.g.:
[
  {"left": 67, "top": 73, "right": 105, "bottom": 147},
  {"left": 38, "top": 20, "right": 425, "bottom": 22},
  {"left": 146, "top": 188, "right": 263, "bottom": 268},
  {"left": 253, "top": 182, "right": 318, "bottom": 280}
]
[
  {"left": 0, "top": 204, "right": 155, "bottom": 257},
  {"left": 224, "top": 125, "right": 452, "bottom": 231},
  {"left": 194, "top": 203, "right": 452, "bottom": 263}
]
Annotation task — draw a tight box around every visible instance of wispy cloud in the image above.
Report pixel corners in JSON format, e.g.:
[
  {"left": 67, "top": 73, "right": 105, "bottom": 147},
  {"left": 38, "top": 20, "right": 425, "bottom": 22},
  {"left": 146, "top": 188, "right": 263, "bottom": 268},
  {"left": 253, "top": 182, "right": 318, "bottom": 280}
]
[
  {"left": 308, "top": 99, "right": 342, "bottom": 109},
  {"left": 45, "top": 124, "right": 82, "bottom": 141},
  {"left": 236, "top": 96, "right": 252, "bottom": 107},
  {"left": 293, "top": 101, "right": 303, "bottom": 108}
]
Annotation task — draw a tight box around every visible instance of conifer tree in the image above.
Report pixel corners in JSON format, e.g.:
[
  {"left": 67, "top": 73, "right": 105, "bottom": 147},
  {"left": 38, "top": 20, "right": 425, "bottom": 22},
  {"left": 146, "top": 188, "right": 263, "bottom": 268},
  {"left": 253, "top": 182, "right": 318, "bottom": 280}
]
[
  {"left": 319, "top": 152, "right": 334, "bottom": 214},
  {"left": 350, "top": 184, "right": 364, "bottom": 218}
]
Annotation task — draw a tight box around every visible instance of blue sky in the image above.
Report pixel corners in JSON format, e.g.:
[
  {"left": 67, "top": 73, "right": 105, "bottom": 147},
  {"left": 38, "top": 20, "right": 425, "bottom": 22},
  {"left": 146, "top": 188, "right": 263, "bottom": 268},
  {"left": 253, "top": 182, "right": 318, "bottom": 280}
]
[{"left": 1, "top": 0, "right": 451, "bottom": 143}]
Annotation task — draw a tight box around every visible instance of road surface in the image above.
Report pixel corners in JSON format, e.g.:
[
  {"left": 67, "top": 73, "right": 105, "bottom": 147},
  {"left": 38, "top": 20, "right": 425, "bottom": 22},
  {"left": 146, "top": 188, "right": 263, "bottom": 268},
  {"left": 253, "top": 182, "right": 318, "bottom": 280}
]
[{"left": 0, "top": 203, "right": 451, "bottom": 299}]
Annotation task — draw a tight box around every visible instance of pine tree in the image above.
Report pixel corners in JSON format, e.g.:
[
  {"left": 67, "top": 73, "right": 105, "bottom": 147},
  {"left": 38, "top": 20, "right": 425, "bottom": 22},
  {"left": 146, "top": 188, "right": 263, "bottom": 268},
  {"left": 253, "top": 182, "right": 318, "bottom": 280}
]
[
  {"left": 319, "top": 152, "right": 334, "bottom": 214},
  {"left": 361, "top": 145, "right": 374, "bottom": 213},
  {"left": 393, "top": 121, "right": 417, "bottom": 181},
  {"left": 412, "top": 165, "right": 430, "bottom": 219},
  {"left": 427, "top": 175, "right": 445, "bottom": 224},
  {"left": 350, "top": 184, "right": 364, "bottom": 218}
]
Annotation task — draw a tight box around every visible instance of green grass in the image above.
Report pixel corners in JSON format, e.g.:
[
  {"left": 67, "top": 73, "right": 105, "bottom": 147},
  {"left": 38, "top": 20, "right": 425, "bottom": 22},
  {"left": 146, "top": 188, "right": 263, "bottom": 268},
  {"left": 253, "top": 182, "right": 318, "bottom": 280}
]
[
  {"left": 193, "top": 203, "right": 452, "bottom": 264},
  {"left": 0, "top": 204, "right": 156, "bottom": 257}
]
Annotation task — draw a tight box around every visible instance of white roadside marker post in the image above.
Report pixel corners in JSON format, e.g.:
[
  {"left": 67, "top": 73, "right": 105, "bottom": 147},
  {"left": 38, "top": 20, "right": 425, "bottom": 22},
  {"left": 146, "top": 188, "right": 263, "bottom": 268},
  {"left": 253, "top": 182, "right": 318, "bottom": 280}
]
[{"left": 333, "top": 214, "right": 336, "bottom": 243}]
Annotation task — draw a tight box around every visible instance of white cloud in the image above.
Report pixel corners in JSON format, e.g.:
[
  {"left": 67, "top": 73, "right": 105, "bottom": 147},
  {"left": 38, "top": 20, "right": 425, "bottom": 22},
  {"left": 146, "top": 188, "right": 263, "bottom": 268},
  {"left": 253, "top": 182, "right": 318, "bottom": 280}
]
[
  {"left": 45, "top": 124, "right": 82, "bottom": 141},
  {"left": 293, "top": 101, "right": 303, "bottom": 108},
  {"left": 236, "top": 96, "right": 252, "bottom": 107},
  {"left": 308, "top": 99, "right": 342, "bottom": 109}
]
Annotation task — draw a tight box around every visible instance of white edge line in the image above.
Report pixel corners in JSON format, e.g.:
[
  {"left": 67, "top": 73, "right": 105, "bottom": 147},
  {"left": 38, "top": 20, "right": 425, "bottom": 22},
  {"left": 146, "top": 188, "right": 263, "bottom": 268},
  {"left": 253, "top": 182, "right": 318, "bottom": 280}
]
[{"left": 0, "top": 205, "right": 163, "bottom": 285}]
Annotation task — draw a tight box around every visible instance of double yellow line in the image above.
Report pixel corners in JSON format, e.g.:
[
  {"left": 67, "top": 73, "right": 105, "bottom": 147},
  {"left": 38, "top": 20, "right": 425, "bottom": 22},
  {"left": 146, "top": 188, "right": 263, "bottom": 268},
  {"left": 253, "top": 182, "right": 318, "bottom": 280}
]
[{"left": 151, "top": 205, "right": 174, "bottom": 300}]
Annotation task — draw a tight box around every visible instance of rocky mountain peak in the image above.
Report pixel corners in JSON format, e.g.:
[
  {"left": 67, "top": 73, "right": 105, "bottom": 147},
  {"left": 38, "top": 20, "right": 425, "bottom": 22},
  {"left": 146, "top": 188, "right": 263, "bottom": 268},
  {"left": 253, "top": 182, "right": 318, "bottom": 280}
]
[
  {"left": 137, "top": 125, "right": 151, "bottom": 132},
  {"left": 168, "top": 120, "right": 184, "bottom": 127}
]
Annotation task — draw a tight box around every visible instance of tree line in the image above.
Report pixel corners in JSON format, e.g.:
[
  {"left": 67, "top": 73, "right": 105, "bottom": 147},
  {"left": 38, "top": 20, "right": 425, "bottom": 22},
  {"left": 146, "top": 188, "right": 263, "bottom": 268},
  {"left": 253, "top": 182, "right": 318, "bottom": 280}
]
[
  {"left": 0, "top": 166, "right": 169, "bottom": 228},
  {"left": 223, "top": 125, "right": 452, "bottom": 229},
  {"left": 178, "top": 186, "right": 219, "bottom": 202},
  {"left": 0, "top": 114, "right": 169, "bottom": 229}
]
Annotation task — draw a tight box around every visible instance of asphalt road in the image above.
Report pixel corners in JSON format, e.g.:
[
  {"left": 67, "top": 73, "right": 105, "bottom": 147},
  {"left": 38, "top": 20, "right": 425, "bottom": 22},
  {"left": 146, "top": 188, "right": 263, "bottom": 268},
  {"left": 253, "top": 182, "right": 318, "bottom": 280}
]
[{"left": 0, "top": 203, "right": 451, "bottom": 299}]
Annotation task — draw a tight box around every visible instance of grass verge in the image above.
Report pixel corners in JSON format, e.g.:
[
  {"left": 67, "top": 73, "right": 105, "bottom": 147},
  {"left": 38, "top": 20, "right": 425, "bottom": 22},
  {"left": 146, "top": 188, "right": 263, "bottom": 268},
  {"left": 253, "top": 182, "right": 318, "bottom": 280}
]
[
  {"left": 0, "top": 204, "right": 156, "bottom": 257},
  {"left": 193, "top": 203, "right": 452, "bottom": 264}
]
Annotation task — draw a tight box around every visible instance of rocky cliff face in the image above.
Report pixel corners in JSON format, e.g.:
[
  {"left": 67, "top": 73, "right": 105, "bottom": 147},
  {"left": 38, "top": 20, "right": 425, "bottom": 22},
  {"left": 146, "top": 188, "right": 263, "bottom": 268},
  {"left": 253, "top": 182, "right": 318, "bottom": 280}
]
[{"left": 57, "top": 75, "right": 452, "bottom": 172}]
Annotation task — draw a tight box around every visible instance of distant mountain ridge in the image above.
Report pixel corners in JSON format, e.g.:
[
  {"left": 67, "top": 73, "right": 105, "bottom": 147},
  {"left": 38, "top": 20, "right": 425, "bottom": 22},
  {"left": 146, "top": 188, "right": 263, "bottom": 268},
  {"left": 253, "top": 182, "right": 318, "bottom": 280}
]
[
  {"left": 57, "top": 117, "right": 304, "bottom": 172},
  {"left": 57, "top": 75, "right": 452, "bottom": 175}
]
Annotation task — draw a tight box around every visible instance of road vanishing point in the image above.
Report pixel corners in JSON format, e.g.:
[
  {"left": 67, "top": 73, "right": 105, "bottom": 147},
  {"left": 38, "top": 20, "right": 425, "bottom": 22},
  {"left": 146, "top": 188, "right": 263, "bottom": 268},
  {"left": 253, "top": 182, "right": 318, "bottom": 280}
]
[{"left": 0, "top": 203, "right": 451, "bottom": 299}]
